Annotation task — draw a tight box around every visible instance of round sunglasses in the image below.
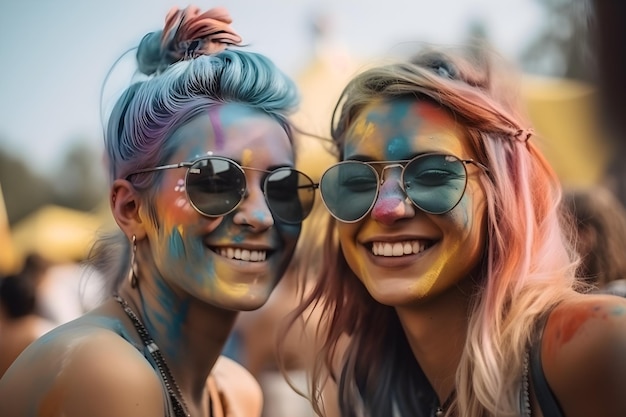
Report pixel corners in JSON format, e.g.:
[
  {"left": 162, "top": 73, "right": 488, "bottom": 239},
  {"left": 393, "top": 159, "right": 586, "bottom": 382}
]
[
  {"left": 319, "top": 153, "right": 488, "bottom": 223},
  {"left": 126, "top": 156, "right": 318, "bottom": 224}
]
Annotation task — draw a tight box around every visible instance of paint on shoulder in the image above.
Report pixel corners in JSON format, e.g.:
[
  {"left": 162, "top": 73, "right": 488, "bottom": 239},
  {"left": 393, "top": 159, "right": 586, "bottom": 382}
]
[{"left": 543, "top": 300, "right": 617, "bottom": 359}]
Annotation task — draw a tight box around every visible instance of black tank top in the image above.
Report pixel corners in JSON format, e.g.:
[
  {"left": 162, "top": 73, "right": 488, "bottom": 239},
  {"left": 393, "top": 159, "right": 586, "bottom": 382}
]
[{"left": 529, "top": 311, "right": 566, "bottom": 417}]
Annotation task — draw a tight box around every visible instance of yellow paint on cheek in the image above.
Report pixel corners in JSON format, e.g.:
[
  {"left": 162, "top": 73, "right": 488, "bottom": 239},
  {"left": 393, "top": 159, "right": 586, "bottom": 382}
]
[
  {"left": 241, "top": 148, "right": 253, "bottom": 166},
  {"left": 213, "top": 264, "right": 253, "bottom": 296},
  {"left": 412, "top": 240, "right": 464, "bottom": 297},
  {"left": 220, "top": 281, "right": 251, "bottom": 296}
]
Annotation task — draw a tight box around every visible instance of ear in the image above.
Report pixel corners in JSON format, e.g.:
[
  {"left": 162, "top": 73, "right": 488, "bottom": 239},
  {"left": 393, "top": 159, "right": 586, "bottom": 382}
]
[{"left": 110, "top": 179, "right": 147, "bottom": 240}]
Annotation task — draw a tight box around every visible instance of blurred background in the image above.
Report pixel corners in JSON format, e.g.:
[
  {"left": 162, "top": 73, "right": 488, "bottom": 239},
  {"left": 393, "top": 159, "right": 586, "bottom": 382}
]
[
  {"left": 3, "top": 0, "right": 626, "bottom": 411},
  {"left": 0, "top": 0, "right": 618, "bottom": 303}
]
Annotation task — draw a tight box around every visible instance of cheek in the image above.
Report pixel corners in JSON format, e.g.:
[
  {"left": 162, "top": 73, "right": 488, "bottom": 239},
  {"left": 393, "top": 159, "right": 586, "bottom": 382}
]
[
  {"left": 337, "top": 222, "right": 360, "bottom": 259},
  {"left": 277, "top": 223, "right": 301, "bottom": 248},
  {"left": 449, "top": 198, "right": 473, "bottom": 230},
  {"left": 158, "top": 179, "right": 198, "bottom": 224},
  {"left": 150, "top": 225, "right": 196, "bottom": 268},
  {"left": 446, "top": 186, "right": 487, "bottom": 256},
  {"left": 336, "top": 222, "right": 355, "bottom": 240},
  {"left": 451, "top": 180, "right": 485, "bottom": 230},
  {"left": 163, "top": 226, "right": 204, "bottom": 264}
]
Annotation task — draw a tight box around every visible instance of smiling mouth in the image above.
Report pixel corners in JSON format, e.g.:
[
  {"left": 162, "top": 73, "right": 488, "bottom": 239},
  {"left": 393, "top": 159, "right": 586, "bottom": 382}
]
[
  {"left": 211, "top": 247, "right": 268, "bottom": 262},
  {"left": 370, "top": 240, "right": 433, "bottom": 257}
]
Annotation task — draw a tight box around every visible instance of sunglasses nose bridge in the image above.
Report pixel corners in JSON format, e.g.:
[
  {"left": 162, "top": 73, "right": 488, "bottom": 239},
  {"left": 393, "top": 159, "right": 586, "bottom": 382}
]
[{"left": 378, "top": 163, "right": 405, "bottom": 187}]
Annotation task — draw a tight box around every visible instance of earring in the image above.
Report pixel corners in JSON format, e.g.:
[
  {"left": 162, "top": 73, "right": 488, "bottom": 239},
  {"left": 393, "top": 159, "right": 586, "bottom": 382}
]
[{"left": 128, "top": 235, "right": 139, "bottom": 288}]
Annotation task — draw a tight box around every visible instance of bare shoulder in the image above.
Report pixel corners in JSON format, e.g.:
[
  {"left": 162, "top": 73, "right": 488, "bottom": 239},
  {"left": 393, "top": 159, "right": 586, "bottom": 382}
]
[
  {"left": 210, "top": 355, "right": 263, "bottom": 417},
  {"left": 541, "top": 293, "right": 626, "bottom": 417},
  {"left": 0, "top": 320, "right": 163, "bottom": 417}
]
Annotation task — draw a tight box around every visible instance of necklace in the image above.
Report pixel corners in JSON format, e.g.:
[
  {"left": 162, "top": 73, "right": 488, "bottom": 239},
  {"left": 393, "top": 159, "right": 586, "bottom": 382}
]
[
  {"left": 434, "top": 390, "right": 456, "bottom": 417},
  {"left": 521, "top": 350, "right": 532, "bottom": 417},
  {"left": 115, "top": 295, "right": 191, "bottom": 417}
]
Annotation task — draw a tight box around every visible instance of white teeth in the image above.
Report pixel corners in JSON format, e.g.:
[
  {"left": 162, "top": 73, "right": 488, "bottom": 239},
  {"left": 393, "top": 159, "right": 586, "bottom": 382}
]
[
  {"left": 403, "top": 242, "right": 412, "bottom": 255},
  {"left": 217, "top": 248, "right": 267, "bottom": 262},
  {"left": 371, "top": 240, "right": 426, "bottom": 257}
]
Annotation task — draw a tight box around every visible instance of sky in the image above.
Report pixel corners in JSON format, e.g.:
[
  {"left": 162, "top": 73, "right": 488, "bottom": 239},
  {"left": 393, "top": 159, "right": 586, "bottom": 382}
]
[{"left": 0, "top": 0, "right": 544, "bottom": 175}]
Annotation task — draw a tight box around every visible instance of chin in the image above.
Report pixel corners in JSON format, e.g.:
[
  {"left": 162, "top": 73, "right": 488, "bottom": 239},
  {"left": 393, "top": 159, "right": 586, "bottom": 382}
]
[
  {"left": 369, "top": 290, "right": 424, "bottom": 307},
  {"left": 363, "top": 276, "right": 438, "bottom": 307},
  {"left": 223, "top": 282, "right": 277, "bottom": 311},
  {"left": 223, "top": 293, "right": 272, "bottom": 311}
]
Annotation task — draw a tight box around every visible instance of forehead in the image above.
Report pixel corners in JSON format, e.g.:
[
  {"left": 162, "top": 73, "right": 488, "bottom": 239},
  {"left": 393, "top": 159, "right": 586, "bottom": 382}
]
[
  {"left": 344, "top": 98, "right": 470, "bottom": 159},
  {"left": 169, "top": 103, "right": 293, "bottom": 166}
]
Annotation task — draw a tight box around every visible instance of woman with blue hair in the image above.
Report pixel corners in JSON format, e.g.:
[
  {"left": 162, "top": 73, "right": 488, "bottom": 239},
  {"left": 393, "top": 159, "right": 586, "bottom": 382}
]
[{"left": 0, "top": 6, "right": 317, "bottom": 417}]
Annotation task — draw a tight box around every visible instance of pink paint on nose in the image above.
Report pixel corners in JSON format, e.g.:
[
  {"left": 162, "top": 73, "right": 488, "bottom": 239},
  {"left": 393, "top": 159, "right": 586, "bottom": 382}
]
[
  {"left": 372, "top": 173, "right": 408, "bottom": 223},
  {"left": 372, "top": 197, "right": 406, "bottom": 224}
]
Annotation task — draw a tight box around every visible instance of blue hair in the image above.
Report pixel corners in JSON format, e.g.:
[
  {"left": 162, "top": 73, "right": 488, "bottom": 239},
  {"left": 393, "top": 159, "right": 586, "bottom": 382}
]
[{"left": 104, "top": 49, "right": 299, "bottom": 185}]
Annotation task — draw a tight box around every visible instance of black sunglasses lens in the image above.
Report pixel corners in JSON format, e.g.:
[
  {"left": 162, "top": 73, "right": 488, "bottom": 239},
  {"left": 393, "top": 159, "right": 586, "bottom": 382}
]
[
  {"left": 185, "top": 158, "right": 246, "bottom": 216},
  {"left": 265, "top": 169, "right": 316, "bottom": 224},
  {"left": 403, "top": 154, "right": 467, "bottom": 214},
  {"left": 320, "top": 162, "right": 378, "bottom": 222}
]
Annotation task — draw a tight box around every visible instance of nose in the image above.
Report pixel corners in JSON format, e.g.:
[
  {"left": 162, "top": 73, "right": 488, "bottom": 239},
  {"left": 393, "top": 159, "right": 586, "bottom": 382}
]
[
  {"left": 370, "top": 168, "right": 415, "bottom": 225},
  {"left": 232, "top": 182, "right": 274, "bottom": 231}
]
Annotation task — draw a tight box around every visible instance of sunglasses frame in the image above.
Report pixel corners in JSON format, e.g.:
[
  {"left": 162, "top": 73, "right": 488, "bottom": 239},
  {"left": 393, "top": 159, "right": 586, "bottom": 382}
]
[
  {"left": 319, "top": 153, "right": 489, "bottom": 223},
  {"left": 125, "top": 155, "right": 318, "bottom": 224}
]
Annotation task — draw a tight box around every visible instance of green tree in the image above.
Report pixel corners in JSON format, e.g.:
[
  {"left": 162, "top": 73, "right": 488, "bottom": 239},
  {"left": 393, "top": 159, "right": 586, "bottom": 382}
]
[
  {"left": 0, "top": 147, "right": 54, "bottom": 225},
  {"left": 520, "top": 0, "right": 595, "bottom": 82},
  {"left": 50, "top": 139, "right": 107, "bottom": 212}
]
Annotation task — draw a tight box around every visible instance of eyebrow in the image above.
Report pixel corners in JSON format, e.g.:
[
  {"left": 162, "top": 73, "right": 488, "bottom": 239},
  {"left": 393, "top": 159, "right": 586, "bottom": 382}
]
[
  {"left": 344, "top": 155, "right": 371, "bottom": 162},
  {"left": 344, "top": 153, "right": 424, "bottom": 163}
]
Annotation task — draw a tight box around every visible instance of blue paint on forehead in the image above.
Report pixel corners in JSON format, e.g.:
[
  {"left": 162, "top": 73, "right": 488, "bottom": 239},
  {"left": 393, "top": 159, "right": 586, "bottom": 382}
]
[
  {"left": 384, "top": 99, "right": 416, "bottom": 159},
  {"left": 386, "top": 137, "right": 411, "bottom": 160}
]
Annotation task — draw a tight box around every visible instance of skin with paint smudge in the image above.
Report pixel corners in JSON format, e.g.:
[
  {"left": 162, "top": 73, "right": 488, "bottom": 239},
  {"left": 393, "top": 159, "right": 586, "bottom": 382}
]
[
  {"left": 337, "top": 98, "right": 487, "bottom": 307},
  {"left": 145, "top": 105, "right": 299, "bottom": 312}
]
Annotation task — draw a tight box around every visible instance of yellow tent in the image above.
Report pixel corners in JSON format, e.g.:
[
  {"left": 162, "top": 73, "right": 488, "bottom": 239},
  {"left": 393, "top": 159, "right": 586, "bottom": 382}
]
[
  {"left": 522, "top": 75, "right": 611, "bottom": 187},
  {"left": 0, "top": 182, "right": 19, "bottom": 274},
  {"left": 10, "top": 204, "right": 115, "bottom": 265}
]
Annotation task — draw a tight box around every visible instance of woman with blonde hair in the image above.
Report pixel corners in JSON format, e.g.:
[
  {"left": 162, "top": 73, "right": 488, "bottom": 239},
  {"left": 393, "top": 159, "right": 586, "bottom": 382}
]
[{"left": 288, "top": 48, "right": 626, "bottom": 417}]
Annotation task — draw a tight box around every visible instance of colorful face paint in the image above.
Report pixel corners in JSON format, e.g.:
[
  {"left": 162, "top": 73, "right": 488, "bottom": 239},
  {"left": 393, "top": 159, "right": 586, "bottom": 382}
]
[
  {"left": 336, "top": 98, "right": 487, "bottom": 306},
  {"left": 145, "top": 103, "right": 300, "bottom": 311}
]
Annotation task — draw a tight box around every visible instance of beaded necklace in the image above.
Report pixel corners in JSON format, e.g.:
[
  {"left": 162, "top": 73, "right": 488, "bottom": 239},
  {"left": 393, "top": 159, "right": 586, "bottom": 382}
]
[
  {"left": 521, "top": 350, "right": 532, "bottom": 417},
  {"left": 115, "top": 295, "right": 191, "bottom": 417}
]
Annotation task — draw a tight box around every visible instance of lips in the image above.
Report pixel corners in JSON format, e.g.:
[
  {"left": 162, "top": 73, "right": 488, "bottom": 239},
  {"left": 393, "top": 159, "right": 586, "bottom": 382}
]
[
  {"left": 370, "top": 240, "right": 432, "bottom": 257},
  {"left": 212, "top": 247, "right": 268, "bottom": 262}
]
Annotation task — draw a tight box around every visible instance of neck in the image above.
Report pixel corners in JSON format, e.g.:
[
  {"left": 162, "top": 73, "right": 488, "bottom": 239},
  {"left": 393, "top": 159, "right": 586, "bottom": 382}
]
[
  {"left": 118, "top": 280, "right": 238, "bottom": 402},
  {"left": 395, "top": 278, "right": 473, "bottom": 404}
]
